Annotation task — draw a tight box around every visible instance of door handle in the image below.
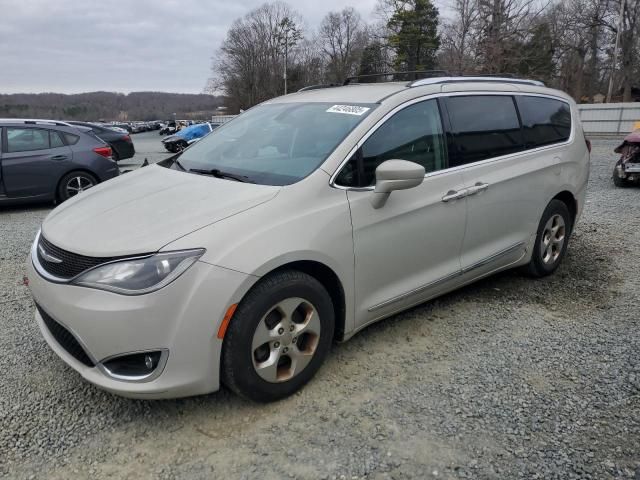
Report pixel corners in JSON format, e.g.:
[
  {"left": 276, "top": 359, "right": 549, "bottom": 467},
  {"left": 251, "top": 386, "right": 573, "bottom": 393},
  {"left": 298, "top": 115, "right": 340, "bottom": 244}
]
[
  {"left": 466, "top": 182, "right": 490, "bottom": 196},
  {"left": 50, "top": 155, "right": 68, "bottom": 161},
  {"left": 441, "top": 189, "right": 468, "bottom": 202}
]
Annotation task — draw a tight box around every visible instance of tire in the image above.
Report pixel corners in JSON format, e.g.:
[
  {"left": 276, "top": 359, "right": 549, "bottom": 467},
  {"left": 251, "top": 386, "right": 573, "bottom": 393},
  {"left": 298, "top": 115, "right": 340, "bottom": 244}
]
[
  {"left": 111, "top": 149, "right": 120, "bottom": 162},
  {"left": 57, "top": 171, "right": 98, "bottom": 202},
  {"left": 612, "top": 162, "right": 632, "bottom": 187},
  {"left": 221, "top": 270, "right": 334, "bottom": 402},
  {"left": 526, "top": 199, "right": 572, "bottom": 278}
]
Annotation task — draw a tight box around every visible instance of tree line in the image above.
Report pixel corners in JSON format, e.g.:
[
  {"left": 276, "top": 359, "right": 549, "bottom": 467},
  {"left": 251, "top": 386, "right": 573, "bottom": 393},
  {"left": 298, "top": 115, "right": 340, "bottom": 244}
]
[
  {"left": 207, "top": 0, "right": 640, "bottom": 112},
  {"left": 0, "top": 91, "right": 224, "bottom": 121}
]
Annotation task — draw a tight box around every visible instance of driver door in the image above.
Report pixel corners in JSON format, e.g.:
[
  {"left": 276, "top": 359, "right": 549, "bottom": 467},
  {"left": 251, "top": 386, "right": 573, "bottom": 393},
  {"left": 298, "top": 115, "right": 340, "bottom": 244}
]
[{"left": 335, "top": 99, "right": 467, "bottom": 327}]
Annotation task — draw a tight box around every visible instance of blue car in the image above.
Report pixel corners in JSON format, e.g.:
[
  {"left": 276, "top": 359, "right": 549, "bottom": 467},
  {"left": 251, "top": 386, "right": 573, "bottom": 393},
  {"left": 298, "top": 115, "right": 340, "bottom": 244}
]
[{"left": 161, "top": 123, "right": 217, "bottom": 153}]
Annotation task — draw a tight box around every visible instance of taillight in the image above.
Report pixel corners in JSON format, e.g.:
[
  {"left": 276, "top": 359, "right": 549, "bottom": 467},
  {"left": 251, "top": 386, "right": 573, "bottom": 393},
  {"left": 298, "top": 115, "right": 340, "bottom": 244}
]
[
  {"left": 123, "top": 134, "right": 132, "bottom": 143},
  {"left": 93, "top": 146, "right": 112, "bottom": 158},
  {"left": 585, "top": 136, "right": 592, "bottom": 153}
]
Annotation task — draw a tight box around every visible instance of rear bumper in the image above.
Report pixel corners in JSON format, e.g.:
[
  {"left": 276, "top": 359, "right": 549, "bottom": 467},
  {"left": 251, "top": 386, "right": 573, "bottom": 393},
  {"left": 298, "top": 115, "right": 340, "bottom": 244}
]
[{"left": 111, "top": 140, "right": 135, "bottom": 161}]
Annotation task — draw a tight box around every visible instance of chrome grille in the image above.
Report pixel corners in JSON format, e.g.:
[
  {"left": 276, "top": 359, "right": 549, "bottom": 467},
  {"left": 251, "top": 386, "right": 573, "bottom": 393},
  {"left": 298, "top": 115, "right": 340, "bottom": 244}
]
[{"left": 37, "top": 235, "right": 120, "bottom": 280}]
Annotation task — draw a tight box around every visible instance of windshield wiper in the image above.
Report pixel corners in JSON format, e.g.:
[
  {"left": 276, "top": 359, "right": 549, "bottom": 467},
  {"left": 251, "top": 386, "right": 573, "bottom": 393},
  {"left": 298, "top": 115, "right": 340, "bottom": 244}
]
[
  {"left": 189, "top": 168, "right": 254, "bottom": 183},
  {"left": 173, "top": 157, "right": 187, "bottom": 171}
]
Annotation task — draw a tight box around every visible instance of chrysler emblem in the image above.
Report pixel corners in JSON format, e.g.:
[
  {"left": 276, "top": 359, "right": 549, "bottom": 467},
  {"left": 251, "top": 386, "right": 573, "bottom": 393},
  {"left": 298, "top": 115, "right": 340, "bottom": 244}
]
[{"left": 38, "top": 244, "right": 63, "bottom": 264}]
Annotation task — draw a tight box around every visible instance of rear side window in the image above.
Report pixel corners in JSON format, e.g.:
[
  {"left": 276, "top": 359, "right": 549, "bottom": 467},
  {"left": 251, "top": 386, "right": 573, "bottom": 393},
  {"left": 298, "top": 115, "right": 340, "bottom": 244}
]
[
  {"left": 445, "top": 95, "right": 522, "bottom": 166},
  {"left": 336, "top": 99, "right": 446, "bottom": 187},
  {"left": 6, "top": 128, "right": 50, "bottom": 152},
  {"left": 516, "top": 96, "right": 571, "bottom": 148},
  {"left": 63, "top": 133, "right": 80, "bottom": 145}
]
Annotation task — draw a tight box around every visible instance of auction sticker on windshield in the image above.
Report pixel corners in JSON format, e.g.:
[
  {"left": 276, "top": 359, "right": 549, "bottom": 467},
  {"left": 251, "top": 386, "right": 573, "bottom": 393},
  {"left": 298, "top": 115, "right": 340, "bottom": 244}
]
[{"left": 326, "top": 105, "right": 371, "bottom": 116}]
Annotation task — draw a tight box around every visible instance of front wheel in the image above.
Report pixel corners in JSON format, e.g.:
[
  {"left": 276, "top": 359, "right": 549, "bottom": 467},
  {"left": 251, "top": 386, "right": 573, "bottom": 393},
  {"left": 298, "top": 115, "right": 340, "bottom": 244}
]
[
  {"left": 221, "top": 270, "right": 334, "bottom": 402},
  {"left": 526, "top": 199, "right": 572, "bottom": 277}
]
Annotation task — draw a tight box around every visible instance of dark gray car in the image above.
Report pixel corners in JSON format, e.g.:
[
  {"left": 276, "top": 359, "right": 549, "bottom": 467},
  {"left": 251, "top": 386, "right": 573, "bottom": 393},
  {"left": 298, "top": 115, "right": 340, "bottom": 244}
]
[{"left": 0, "top": 119, "right": 120, "bottom": 205}]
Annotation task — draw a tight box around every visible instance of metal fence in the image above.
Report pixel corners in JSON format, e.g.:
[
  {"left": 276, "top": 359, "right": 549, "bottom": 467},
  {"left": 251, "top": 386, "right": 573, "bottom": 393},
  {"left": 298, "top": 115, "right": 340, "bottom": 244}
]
[
  {"left": 578, "top": 102, "right": 640, "bottom": 135},
  {"left": 210, "top": 115, "right": 237, "bottom": 125}
]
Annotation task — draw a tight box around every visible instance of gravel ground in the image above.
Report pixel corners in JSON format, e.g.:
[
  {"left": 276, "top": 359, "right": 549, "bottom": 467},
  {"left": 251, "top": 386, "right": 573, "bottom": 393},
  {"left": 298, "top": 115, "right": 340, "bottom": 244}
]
[{"left": 0, "top": 138, "right": 638, "bottom": 479}]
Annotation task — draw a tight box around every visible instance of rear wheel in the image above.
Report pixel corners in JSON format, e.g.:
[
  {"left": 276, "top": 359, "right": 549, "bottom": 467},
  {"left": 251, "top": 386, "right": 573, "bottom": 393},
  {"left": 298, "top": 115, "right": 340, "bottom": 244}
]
[
  {"left": 57, "top": 171, "right": 97, "bottom": 202},
  {"left": 526, "top": 199, "right": 572, "bottom": 277},
  {"left": 221, "top": 270, "right": 334, "bottom": 402}
]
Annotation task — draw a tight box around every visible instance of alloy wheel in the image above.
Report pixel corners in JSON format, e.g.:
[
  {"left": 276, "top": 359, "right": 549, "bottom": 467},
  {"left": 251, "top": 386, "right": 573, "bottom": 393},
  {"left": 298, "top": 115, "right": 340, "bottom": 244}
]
[
  {"left": 540, "top": 213, "right": 566, "bottom": 265},
  {"left": 65, "top": 176, "right": 94, "bottom": 198},
  {"left": 251, "top": 297, "right": 321, "bottom": 383}
]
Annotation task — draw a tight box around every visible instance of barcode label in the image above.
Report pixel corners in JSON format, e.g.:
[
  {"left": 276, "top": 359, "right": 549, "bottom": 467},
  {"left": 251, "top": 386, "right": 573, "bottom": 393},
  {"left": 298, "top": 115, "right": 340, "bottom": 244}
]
[{"left": 326, "top": 105, "right": 370, "bottom": 116}]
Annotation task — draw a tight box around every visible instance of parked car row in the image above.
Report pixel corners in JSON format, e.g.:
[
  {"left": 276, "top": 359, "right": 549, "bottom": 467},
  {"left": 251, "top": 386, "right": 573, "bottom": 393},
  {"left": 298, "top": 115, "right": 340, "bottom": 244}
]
[
  {"left": 161, "top": 122, "right": 217, "bottom": 152},
  {"left": 158, "top": 120, "right": 206, "bottom": 136},
  {"left": 128, "top": 121, "right": 162, "bottom": 133}
]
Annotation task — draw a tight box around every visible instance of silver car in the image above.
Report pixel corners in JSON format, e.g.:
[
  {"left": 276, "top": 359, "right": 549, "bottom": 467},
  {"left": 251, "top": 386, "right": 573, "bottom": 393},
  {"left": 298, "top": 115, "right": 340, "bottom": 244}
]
[{"left": 27, "top": 77, "right": 590, "bottom": 401}]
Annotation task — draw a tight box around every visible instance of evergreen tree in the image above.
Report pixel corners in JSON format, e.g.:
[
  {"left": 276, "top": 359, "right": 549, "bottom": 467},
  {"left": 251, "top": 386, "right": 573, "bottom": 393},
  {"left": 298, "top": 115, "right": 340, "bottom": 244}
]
[
  {"left": 358, "top": 41, "right": 387, "bottom": 77},
  {"left": 387, "top": 0, "right": 440, "bottom": 76}
]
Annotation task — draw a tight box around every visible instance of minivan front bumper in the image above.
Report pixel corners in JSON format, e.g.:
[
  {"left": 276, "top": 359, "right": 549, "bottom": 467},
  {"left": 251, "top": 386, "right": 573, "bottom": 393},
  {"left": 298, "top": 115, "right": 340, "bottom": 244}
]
[{"left": 27, "top": 253, "right": 254, "bottom": 399}]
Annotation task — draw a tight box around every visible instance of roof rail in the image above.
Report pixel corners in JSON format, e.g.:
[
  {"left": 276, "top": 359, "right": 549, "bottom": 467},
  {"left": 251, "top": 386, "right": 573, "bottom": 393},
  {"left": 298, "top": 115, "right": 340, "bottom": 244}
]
[
  {"left": 344, "top": 70, "right": 451, "bottom": 85},
  {"left": 298, "top": 83, "right": 341, "bottom": 92},
  {"left": 410, "top": 76, "right": 545, "bottom": 87},
  {"left": 0, "top": 118, "right": 74, "bottom": 127}
]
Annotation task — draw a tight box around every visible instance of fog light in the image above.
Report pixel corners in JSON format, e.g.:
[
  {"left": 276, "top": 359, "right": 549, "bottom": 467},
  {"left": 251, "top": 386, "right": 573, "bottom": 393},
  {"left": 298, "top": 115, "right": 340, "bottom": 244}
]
[{"left": 102, "top": 350, "right": 164, "bottom": 380}]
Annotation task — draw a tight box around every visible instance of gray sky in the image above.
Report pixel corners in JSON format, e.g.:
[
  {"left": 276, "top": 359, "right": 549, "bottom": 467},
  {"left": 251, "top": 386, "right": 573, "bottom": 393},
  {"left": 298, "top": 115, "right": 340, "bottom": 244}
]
[{"left": 0, "top": 0, "right": 385, "bottom": 94}]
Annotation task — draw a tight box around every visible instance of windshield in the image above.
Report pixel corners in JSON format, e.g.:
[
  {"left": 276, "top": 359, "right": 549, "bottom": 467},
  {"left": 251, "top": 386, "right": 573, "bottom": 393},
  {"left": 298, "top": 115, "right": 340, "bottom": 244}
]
[{"left": 171, "top": 102, "right": 376, "bottom": 186}]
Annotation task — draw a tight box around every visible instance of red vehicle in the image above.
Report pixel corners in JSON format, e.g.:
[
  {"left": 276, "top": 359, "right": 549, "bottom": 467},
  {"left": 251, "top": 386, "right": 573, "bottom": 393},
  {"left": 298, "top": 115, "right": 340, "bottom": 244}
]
[{"left": 613, "top": 129, "right": 640, "bottom": 187}]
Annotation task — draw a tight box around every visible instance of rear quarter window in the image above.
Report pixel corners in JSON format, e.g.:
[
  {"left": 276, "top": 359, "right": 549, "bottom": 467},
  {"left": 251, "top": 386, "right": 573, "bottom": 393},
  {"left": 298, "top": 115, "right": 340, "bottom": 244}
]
[
  {"left": 49, "top": 130, "right": 65, "bottom": 148},
  {"left": 63, "top": 133, "right": 80, "bottom": 145},
  {"left": 516, "top": 96, "right": 571, "bottom": 148}
]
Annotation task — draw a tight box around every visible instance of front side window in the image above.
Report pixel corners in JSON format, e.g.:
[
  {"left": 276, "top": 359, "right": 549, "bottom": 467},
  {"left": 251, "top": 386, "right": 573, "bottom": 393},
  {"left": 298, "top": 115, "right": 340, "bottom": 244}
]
[
  {"left": 173, "top": 102, "right": 376, "bottom": 186},
  {"left": 516, "top": 96, "right": 571, "bottom": 148},
  {"left": 6, "top": 128, "right": 50, "bottom": 153},
  {"left": 335, "top": 99, "right": 446, "bottom": 187},
  {"left": 445, "top": 95, "right": 523, "bottom": 166}
]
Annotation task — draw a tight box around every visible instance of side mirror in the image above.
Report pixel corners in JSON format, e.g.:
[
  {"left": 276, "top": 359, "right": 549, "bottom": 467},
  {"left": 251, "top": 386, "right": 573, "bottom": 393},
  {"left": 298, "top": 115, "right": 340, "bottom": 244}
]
[{"left": 371, "top": 159, "right": 425, "bottom": 209}]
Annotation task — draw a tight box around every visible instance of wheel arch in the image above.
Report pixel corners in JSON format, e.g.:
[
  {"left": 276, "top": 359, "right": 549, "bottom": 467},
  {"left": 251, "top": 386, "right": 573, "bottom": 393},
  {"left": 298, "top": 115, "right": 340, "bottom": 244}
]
[
  {"left": 551, "top": 190, "right": 577, "bottom": 228},
  {"left": 55, "top": 168, "right": 100, "bottom": 201},
  {"left": 261, "top": 260, "right": 347, "bottom": 342}
]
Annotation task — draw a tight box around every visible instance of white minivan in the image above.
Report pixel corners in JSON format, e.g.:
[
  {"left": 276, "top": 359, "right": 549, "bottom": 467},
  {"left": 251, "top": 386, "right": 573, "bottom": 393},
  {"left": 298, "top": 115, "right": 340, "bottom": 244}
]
[{"left": 28, "top": 76, "right": 590, "bottom": 401}]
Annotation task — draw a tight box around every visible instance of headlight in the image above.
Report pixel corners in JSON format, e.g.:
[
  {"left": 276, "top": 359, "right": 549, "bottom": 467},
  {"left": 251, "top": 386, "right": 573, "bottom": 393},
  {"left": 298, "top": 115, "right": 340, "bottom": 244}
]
[{"left": 73, "top": 249, "right": 205, "bottom": 295}]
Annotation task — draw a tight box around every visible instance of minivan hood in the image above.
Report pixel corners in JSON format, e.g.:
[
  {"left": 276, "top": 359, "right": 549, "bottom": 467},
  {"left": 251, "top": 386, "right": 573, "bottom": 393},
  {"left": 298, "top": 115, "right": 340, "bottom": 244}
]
[{"left": 42, "top": 165, "right": 280, "bottom": 257}]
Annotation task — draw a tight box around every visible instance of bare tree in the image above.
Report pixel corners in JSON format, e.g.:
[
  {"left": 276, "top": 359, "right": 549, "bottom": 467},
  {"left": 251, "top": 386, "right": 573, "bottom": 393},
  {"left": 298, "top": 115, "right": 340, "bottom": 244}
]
[
  {"left": 603, "top": 0, "right": 640, "bottom": 101},
  {"left": 319, "top": 8, "right": 369, "bottom": 82},
  {"left": 440, "top": 0, "right": 481, "bottom": 74},
  {"left": 210, "top": 2, "right": 303, "bottom": 111},
  {"left": 479, "top": 0, "right": 537, "bottom": 71}
]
